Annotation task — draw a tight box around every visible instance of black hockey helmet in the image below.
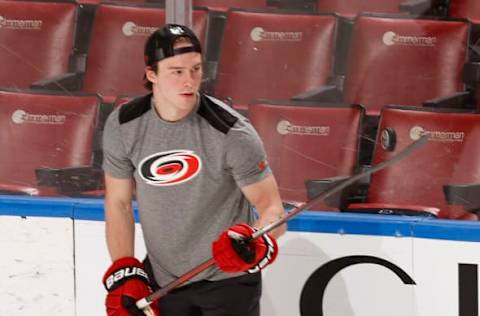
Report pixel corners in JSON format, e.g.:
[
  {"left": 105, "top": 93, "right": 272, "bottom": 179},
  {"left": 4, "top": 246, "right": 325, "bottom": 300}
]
[{"left": 144, "top": 24, "right": 202, "bottom": 66}]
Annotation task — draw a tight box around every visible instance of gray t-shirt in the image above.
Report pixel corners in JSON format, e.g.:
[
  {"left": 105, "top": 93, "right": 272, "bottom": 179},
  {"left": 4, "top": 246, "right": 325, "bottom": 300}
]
[{"left": 102, "top": 93, "right": 271, "bottom": 286}]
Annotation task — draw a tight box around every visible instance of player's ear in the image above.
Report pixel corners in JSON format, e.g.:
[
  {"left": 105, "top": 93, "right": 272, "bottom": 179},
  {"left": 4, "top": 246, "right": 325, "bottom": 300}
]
[{"left": 145, "top": 66, "right": 157, "bottom": 84}]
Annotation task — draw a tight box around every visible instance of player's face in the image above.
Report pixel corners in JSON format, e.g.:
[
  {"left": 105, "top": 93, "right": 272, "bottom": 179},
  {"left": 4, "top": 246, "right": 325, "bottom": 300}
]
[{"left": 147, "top": 42, "right": 203, "bottom": 117}]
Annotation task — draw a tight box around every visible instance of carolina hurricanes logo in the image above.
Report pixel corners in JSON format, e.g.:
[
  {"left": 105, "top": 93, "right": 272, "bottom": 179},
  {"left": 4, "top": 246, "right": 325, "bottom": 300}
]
[{"left": 138, "top": 150, "right": 201, "bottom": 186}]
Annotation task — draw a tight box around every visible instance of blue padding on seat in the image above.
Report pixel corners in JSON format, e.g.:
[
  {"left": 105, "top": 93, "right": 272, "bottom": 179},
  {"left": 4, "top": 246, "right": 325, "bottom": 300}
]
[{"left": 1, "top": 195, "right": 480, "bottom": 242}]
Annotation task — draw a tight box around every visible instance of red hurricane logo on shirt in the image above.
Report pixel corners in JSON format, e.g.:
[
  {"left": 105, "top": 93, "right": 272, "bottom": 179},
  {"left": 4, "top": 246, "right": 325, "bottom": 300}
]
[{"left": 138, "top": 150, "right": 201, "bottom": 186}]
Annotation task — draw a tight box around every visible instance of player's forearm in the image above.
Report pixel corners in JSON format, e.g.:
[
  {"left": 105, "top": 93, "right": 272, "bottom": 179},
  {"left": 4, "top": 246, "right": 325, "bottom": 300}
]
[
  {"left": 105, "top": 199, "right": 135, "bottom": 261},
  {"left": 241, "top": 174, "right": 286, "bottom": 238},
  {"left": 254, "top": 205, "right": 286, "bottom": 238}
]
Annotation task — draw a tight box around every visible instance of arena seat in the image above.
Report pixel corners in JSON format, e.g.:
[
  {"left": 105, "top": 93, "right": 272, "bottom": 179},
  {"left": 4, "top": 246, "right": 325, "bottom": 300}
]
[
  {"left": 346, "top": 105, "right": 480, "bottom": 220},
  {"left": 0, "top": 0, "right": 77, "bottom": 88},
  {"left": 296, "top": 15, "right": 470, "bottom": 116},
  {"left": 345, "top": 15, "right": 469, "bottom": 116},
  {"left": 249, "top": 101, "right": 364, "bottom": 208},
  {"left": 212, "top": 10, "right": 337, "bottom": 113},
  {"left": 35, "top": 3, "right": 209, "bottom": 98},
  {"left": 84, "top": 4, "right": 209, "bottom": 97},
  {"left": 448, "top": 0, "right": 480, "bottom": 23},
  {"left": 0, "top": 89, "right": 103, "bottom": 196}
]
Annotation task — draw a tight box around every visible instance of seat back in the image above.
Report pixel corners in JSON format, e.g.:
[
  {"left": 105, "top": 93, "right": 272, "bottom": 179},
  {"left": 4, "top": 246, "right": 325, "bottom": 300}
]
[
  {"left": 0, "top": 90, "right": 100, "bottom": 196},
  {"left": 214, "top": 10, "right": 337, "bottom": 112},
  {"left": 0, "top": 0, "right": 76, "bottom": 88},
  {"left": 249, "top": 101, "right": 363, "bottom": 204},
  {"left": 317, "top": 0, "right": 404, "bottom": 17},
  {"left": 82, "top": 4, "right": 209, "bottom": 97},
  {"left": 449, "top": 0, "right": 480, "bottom": 23},
  {"left": 343, "top": 15, "right": 469, "bottom": 116},
  {"left": 367, "top": 105, "right": 480, "bottom": 219}
]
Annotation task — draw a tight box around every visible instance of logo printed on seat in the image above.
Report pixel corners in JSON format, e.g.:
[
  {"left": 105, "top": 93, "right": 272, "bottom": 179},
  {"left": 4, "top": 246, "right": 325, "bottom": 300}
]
[
  {"left": 250, "top": 27, "right": 302, "bottom": 42},
  {"left": 410, "top": 125, "right": 464, "bottom": 142},
  {"left": 382, "top": 31, "right": 437, "bottom": 47},
  {"left": 122, "top": 21, "right": 156, "bottom": 37},
  {"left": 0, "top": 16, "right": 42, "bottom": 30},
  {"left": 276, "top": 120, "right": 330, "bottom": 136},
  {"left": 11, "top": 109, "right": 66, "bottom": 125},
  {"left": 138, "top": 150, "right": 202, "bottom": 186}
]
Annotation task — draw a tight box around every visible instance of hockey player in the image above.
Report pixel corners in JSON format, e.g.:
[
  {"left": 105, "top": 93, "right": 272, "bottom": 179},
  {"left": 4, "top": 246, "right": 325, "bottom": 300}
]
[{"left": 101, "top": 24, "right": 285, "bottom": 315}]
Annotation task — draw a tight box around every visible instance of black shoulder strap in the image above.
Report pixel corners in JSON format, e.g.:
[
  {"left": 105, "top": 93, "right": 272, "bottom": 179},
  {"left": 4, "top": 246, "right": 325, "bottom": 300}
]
[
  {"left": 119, "top": 94, "right": 152, "bottom": 124},
  {"left": 198, "top": 95, "right": 238, "bottom": 134}
]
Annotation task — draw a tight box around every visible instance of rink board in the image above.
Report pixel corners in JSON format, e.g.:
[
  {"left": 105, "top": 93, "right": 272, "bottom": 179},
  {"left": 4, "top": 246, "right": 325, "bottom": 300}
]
[{"left": 1, "top": 195, "right": 480, "bottom": 316}]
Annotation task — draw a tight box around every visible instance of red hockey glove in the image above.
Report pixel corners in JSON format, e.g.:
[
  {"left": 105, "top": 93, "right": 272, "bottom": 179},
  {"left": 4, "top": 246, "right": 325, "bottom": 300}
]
[
  {"left": 212, "top": 223, "right": 278, "bottom": 273},
  {"left": 102, "top": 257, "right": 159, "bottom": 316}
]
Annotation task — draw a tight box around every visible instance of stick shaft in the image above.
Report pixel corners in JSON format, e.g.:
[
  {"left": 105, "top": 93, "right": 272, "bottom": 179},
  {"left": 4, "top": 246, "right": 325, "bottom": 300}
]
[{"left": 138, "top": 135, "right": 429, "bottom": 310}]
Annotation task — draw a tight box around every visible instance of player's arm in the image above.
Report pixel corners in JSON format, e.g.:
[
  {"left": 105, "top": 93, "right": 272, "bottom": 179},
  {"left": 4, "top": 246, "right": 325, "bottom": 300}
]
[
  {"left": 103, "top": 173, "right": 158, "bottom": 315},
  {"left": 240, "top": 173, "right": 286, "bottom": 238},
  {"left": 212, "top": 173, "right": 285, "bottom": 273},
  {"left": 212, "top": 120, "right": 287, "bottom": 273},
  {"left": 104, "top": 173, "right": 135, "bottom": 260}
]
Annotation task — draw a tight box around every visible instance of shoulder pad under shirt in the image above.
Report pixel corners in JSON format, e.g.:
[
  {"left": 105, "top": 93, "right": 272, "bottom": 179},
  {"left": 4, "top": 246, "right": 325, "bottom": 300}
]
[
  {"left": 119, "top": 94, "right": 153, "bottom": 124},
  {"left": 197, "top": 94, "right": 238, "bottom": 134}
]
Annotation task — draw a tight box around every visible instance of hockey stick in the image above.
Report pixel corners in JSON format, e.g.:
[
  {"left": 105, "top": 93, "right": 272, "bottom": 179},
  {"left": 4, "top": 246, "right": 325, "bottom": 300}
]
[{"left": 136, "top": 134, "right": 429, "bottom": 310}]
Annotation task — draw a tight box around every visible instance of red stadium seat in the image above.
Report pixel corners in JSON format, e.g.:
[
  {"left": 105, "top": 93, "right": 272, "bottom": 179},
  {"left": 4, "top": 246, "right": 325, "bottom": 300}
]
[
  {"left": 449, "top": 0, "right": 480, "bottom": 23},
  {"left": 0, "top": 0, "right": 76, "bottom": 88},
  {"left": 0, "top": 89, "right": 102, "bottom": 196},
  {"left": 213, "top": 10, "right": 337, "bottom": 113},
  {"left": 342, "top": 15, "right": 469, "bottom": 116},
  {"left": 249, "top": 101, "right": 364, "bottom": 207},
  {"left": 347, "top": 105, "right": 480, "bottom": 220},
  {"left": 298, "top": 15, "right": 471, "bottom": 116},
  {"left": 81, "top": 3, "right": 209, "bottom": 97}
]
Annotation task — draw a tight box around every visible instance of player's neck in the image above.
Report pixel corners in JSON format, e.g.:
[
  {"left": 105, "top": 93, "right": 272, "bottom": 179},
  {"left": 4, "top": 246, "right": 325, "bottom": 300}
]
[{"left": 153, "top": 95, "right": 198, "bottom": 122}]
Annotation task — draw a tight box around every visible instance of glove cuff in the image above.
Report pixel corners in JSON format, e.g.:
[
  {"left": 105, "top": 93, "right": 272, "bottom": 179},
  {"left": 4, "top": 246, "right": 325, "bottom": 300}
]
[
  {"left": 247, "top": 232, "right": 278, "bottom": 273},
  {"left": 103, "top": 257, "right": 149, "bottom": 292}
]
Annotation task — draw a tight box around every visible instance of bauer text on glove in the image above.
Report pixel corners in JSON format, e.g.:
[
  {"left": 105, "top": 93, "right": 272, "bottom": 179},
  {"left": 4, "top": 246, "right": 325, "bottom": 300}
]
[{"left": 103, "top": 257, "right": 159, "bottom": 316}]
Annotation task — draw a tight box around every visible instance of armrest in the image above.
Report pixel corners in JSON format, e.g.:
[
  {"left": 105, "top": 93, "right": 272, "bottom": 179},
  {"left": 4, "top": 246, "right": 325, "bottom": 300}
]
[
  {"left": 30, "top": 72, "right": 84, "bottom": 91},
  {"left": 463, "top": 62, "right": 480, "bottom": 85},
  {"left": 292, "top": 85, "right": 342, "bottom": 102},
  {"left": 200, "top": 61, "right": 218, "bottom": 94},
  {"left": 346, "top": 202, "right": 439, "bottom": 217},
  {"left": 305, "top": 175, "right": 368, "bottom": 209},
  {"left": 422, "top": 91, "right": 474, "bottom": 110},
  {"left": 443, "top": 183, "right": 480, "bottom": 212},
  {"left": 399, "top": 0, "right": 432, "bottom": 15},
  {"left": 268, "top": 0, "right": 316, "bottom": 11},
  {"left": 36, "top": 166, "right": 103, "bottom": 195},
  {"left": 0, "top": 183, "right": 39, "bottom": 196}
]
